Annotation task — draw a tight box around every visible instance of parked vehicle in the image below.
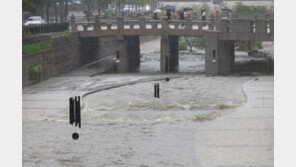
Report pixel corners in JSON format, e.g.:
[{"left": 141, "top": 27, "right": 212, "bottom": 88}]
[{"left": 25, "top": 16, "right": 45, "bottom": 26}]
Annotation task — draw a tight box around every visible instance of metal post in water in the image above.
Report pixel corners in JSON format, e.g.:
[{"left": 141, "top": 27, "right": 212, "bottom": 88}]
[
  {"left": 74, "top": 96, "right": 78, "bottom": 127},
  {"left": 69, "top": 97, "right": 75, "bottom": 125},
  {"left": 75, "top": 96, "right": 81, "bottom": 128},
  {"left": 154, "top": 84, "right": 157, "bottom": 98},
  {"left": 157, "top": 83, "right": 160, "bottom": 98}
]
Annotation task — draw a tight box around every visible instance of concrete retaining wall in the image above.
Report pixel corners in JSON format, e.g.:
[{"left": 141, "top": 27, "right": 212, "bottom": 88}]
[{"left": 22, "top": 33, "right": 117, "bottom": 87}]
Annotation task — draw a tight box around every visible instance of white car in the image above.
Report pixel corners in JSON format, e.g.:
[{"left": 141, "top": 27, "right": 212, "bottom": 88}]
[{"left": 25, "top": 16, "right": 45, "bottom": 26}]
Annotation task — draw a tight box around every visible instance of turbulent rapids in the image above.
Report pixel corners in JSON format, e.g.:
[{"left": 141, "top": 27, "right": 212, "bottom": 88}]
[{"left": 82, "top": 76, "right": 247, "bottom": 123}]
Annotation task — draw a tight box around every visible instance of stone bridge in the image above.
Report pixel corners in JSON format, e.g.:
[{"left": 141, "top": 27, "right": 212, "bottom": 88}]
[{"left": 70, "top": 14, "right": 274, "bottom": 75}]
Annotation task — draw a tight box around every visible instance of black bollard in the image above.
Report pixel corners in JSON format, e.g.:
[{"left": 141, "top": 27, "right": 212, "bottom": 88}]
[
  {"left": 156, "top": 83, "right": 160, "bottom": 98},
  {"left": 69, "top": 97, "right": 75, "bottom": 125},
  {"left": 154, "top": 84, "right": 157, "bottom": 98},
  {"left": 75, "top": 96, "right": 81, "bottom": 128},
  {"left": 74, "top": 97, "right": 78, "bottom": 126}
]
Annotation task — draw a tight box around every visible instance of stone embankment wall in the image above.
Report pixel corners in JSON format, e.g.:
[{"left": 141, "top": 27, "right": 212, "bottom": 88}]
[{"left": 22, "top": 33, "right": 117, "bottom": 87}]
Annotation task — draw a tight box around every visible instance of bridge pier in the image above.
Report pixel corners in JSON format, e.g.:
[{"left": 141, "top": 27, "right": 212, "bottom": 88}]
[
  {"left": 117, "top": 36, "right": 140, "bottom": 73},
  {"left": 117, "top": 37, "right": 128, "bottom": 72},
  {"left": 126, "top": 36, "right": 140, "bottom": 72},
  {"left": 169, "top": 36, "right": 179, "bottom": 72},
  {"left": 205, "top": 32, "right": 235, "bottom": 75},
  {"left": 160, "top": 35, "right": 179, "bottom": 73},
  {"left": 230, "top": 41, "right": 235, "bottom": 72}
]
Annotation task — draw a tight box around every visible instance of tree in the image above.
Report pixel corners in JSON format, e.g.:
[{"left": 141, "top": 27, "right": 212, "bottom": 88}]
[
  {"left": 23, "top": 0, "right": 46, "bottom": 14},
  {"left": 233, "top": 2, "right": 267, "bottom": 14},
  {"left": 184, "top": 37, "right": 205, "bottom": 53},
  {"left": 44, "top": 0, "right": 57, "bottom": 22},
  {"left": 201, "top": 2, "right": 210, "bottom": 11},
  {"left": 96, "top": 0, "right": 114, "bottom": 14}
]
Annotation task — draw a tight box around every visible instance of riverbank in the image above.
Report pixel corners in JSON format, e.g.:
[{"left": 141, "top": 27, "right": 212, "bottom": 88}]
[{"left": 196, "top": 76, "right": 274, "bottom": 166}]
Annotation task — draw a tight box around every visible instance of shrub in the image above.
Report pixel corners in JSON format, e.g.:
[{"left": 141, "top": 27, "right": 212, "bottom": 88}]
[
  {"left": 233, "top": 2, "right": 268, "bottom": 13},
  {"left": 179, "top": 42, "right": 188, "bottom": 51},
  {"left": 193, "top": 37, "right": 205, "bottom": 50},
  {"left": 29, "top": 65, "right": 43, "bottom": 82},
  {"left": 236, "top": 41, "right": 263, "bottom": 51},
  {"left": 53, "top": 30, "right": 70, "bottom": 37},
  {"left": 22, "top": 32, "right": 33, "bottom": 38},
  {"left": 22, "top": 41, "right": 51, "bottom": 56}
]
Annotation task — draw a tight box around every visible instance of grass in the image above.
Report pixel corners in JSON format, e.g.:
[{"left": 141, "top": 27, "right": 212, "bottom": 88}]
[
  {"left": 52, "top": 30, "right": 70, "bottom": 37},
  {"left": 22, "top": 32, "right": 33, "bottom": 38},
  {"left": 29, "top": 64, "right": 43, "bottom": 82},
  {"left": 22, "top": 41, "right": 51, "bottom": 56}
]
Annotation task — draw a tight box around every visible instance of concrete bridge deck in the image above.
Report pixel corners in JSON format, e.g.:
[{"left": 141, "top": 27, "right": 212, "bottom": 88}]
[{"left": 70, "top": 14, "right": 274, "bottom": 75}]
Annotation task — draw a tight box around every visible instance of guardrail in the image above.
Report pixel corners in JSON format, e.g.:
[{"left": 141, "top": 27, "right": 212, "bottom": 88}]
[{"left": 23, "top": 22, "right": 69, "bottom": 35}]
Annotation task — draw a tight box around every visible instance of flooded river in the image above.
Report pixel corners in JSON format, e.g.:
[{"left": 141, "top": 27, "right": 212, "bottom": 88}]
[
  {"left": 23, "top": 76, "right": 249, "bottom": 166},
  {"left": 23, "top": 38, "right": 253, "bottom": 166}
]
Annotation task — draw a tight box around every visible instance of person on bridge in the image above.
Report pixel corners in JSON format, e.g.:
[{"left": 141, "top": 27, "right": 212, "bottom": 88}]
[
  {"left": 178, "top": 10, "right": 185, "bottom": 27},
  {"left": 179, "top": 11, "right": 184, "bottom": 20},
  {"left": 153, "top": 13, "right": 159, "bottom": 28},
  {"left": 201, "top": 10, "right": 206, "bottom": 21},
  {"left": 201, "top": 10, "right": 206, "bottom": 26},
  {"left": 166, "top": 10, "right": 171, "bottom": 20},
  {"left": 154, "top": 13, "right": 159, "bottom": 20}
]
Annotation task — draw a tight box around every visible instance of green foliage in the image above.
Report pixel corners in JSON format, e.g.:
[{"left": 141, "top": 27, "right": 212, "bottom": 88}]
[
  {"left": 59, "top": 30, "right": 70, "bottom": 36},
  {"left": 233, "top": 2, "right": 266, "bottom": 52},
  {"left": 233, "top": 2, "right": 268, "bottom": 14},
  {"left": 179, "top": 42, "right": 188, "bottom": 51},
  {"left": 22, "top": 32, "right": 33, "bottom": 38},
  {"left": 52, "top": 30, "right": 70, "bottom": 37},
  {"left": 236, "top": 41, "right": 263, "bottom": 51},
  {"left": 192, "top": 4, "right": 199, "bottom": 11},
  {"left": 193, "top": 37, "right": 205, "bottom": 50},
  {"left": 23, "top": 41, "right": 51, "bottom": 56},
  {"left": 29, "top": 65, "right": 43, "bottom": 82},
  {"left": 201, "top": 2, "right": 210, "bottom": 11},
  {"left": 253, "top": 41, "right": 263, "bottom": 50},
  {"left": 96, "top": 0, "right": 114, "bottom": 10},
  {"left": 183, "top": 37, "right": 205, "bottom": 53},
  {"left": 22, "top": 0, "right": 46, "bottom": 13}
]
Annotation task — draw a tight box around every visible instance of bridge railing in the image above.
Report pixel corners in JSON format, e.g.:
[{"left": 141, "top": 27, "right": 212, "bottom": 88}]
[
  {"left": 70, "top": 14, "right": 273, "bottom": 37},
  {"left": 220, "top": 18, "right": 274, "bottom": 34},
  {"left": 72, "top": 16, "right": 215, "bottom": 32}
]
